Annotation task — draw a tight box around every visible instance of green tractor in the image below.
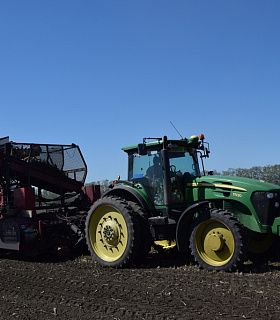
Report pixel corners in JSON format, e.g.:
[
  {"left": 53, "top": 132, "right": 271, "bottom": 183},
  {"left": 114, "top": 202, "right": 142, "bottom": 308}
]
[{"left": 85, "top": 135, "right": 280, "bottom": 271}]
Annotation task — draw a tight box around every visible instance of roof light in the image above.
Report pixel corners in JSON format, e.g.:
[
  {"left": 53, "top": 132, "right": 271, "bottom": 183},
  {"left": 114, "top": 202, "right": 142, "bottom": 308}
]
[
  {"left": 199, "top": 134, "right": 205, "bottom": 141},
  {"left": 189, "top": 135, "right": 199, "bottom": 142}
]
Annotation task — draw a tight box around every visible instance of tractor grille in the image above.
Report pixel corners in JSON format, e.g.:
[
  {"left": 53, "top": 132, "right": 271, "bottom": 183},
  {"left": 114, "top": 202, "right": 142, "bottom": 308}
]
[{"left": 251, "top": 191, "right": 280, "bottom": 226}]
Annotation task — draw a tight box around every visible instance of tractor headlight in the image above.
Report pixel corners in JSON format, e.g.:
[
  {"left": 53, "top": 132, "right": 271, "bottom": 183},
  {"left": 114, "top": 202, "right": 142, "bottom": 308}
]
[
  {"left": 266, "top": 192, "right": 274, "bottom": 199},
  {"left": 275, "top": 202, "right": 280, "bottom": 208}
]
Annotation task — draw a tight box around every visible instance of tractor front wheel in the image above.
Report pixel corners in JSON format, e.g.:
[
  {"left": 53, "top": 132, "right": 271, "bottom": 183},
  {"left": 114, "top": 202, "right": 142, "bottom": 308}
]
[
  {"left": 247, "top": 229, "right": 275, "bottom": 254},
  {"left": 85, "top": 196, "right": 140, "bottom": 267},
  {"left": 189, "top": 209, "right": 247, "bottom": 272}
]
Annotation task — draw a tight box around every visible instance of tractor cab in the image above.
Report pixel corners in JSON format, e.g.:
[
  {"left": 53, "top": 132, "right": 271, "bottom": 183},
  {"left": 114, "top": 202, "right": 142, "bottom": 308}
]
[{"left": 123, "top": 135, "right": 208, "bottom": 208}]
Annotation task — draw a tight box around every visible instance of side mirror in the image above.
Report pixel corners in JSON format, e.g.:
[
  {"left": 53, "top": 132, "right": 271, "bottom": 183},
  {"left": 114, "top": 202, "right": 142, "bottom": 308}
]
[{"left": 138, "top": 143, "right": 147, "bottom": 155}]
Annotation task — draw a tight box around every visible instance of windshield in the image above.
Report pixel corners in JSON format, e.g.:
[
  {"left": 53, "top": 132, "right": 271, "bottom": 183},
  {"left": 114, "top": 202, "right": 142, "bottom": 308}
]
[
  {"left": 169, "top": 149, "right": 200, "bottom": 205},
  {"left": 169, "top": 149, "right": 201, "bottom": 178}
]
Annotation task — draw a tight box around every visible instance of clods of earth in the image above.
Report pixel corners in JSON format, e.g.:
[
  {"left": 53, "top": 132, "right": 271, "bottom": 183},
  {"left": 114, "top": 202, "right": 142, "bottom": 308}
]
[{"left": 1, "top": 249, "right": 280, "bottom": 320}]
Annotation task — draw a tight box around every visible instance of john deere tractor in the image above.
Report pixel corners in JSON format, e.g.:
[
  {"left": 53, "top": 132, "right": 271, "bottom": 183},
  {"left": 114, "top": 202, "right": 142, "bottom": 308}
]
[{"left": 85, "top": 135, "right": 280, "bottom": 271}]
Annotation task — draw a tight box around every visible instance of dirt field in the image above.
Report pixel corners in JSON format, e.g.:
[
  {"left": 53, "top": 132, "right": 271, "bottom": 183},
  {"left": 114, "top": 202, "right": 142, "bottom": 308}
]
[{"left": 1, "top": 249, "right": 280, "bottom": 320}]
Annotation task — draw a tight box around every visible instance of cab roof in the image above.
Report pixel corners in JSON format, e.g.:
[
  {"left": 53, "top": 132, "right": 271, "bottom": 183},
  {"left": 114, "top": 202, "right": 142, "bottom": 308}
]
[{"left": 122, "top": 136, "right": 202, "bottom": 152}]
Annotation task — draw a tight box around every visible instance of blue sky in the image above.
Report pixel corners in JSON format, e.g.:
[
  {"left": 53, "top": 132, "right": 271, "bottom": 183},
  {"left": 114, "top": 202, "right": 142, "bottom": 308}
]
[{"left": 1, "top": 1, "right": 280, "bottom": 182}]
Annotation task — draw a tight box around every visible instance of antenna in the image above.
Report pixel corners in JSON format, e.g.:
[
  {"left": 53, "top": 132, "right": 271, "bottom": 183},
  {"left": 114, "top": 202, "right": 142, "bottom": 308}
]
[{"left": 170, "top": 121, "right": 183, "bottom": 139}]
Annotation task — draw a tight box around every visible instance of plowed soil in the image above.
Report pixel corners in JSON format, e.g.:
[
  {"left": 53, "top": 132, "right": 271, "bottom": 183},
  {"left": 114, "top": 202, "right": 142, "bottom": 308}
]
[{"left": 1, "top": 249, "right": 280, "bottom": 320}]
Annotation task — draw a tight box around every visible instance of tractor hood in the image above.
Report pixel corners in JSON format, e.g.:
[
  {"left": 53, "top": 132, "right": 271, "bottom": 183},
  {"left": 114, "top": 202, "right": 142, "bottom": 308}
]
[
  {"left": 188, "top": 175, "right": 280, "bottom": 232},
  {"left": 192, "top": 175, "right": 280, "bottom": 194}
]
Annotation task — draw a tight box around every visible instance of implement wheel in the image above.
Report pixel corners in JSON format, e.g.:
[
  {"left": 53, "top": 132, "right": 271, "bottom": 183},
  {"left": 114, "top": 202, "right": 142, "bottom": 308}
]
[
  {"left": 190, "top": 209, "right": 247, "bottom": 272},
  {"left": 85, "top": 196, "right": 140, "bottom": 267}
]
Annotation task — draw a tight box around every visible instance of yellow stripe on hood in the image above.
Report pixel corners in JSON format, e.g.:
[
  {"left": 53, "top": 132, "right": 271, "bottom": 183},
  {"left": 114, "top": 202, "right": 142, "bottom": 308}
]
[{"left": 187, "top": 182, "right": 247, "bottom": 192}]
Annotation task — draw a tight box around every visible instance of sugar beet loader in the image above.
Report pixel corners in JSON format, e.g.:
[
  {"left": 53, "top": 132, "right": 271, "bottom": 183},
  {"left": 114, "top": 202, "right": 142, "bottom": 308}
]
[
  {"left": 85, "top": 134, "right": 280, "bottom": 271},
  {"left": 0, "top": 137, "right": 100, "bottom": 257}
]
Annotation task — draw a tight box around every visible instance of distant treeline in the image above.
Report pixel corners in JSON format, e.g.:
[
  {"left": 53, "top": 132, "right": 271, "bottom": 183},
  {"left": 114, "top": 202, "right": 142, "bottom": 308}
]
[
  {"left": 208, "top": 164, "right": 280, "bottom": 186},
  {"left": 90, "top": 165, "right": 280, "bottom": 194}
]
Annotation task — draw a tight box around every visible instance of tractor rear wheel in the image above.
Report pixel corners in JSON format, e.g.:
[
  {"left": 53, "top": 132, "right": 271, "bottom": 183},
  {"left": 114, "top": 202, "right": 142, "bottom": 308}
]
[
  {"left": 127, "top": 201, "right": 152, "bottom": 263},
  {"left": 189, "top": 209, "right": 247, "bottom": 272},
  {"left": 85, "top": 196, "right": 140, "bottom": 267}
]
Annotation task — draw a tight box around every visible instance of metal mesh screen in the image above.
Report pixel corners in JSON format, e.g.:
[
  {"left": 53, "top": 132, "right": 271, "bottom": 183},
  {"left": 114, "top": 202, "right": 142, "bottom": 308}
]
[{"left": 10, "top": 143, "right": 87, "bottom": 183}]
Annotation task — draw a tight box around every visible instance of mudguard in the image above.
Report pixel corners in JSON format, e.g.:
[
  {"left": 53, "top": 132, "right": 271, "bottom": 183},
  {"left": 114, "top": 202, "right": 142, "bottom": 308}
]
[
  {"left": 104, "top": 185, "right": 152, "bottom": 211},
  {"left": 176, "top": 201, "right": 210, "bottom": 252}
]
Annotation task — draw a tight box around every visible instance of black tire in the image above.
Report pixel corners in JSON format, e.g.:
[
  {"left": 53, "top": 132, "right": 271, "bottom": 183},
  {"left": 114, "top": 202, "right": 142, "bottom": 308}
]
[
  {"left": 246, "top": 229, "right": 280, "bottom": 262},
  {"left": 189, "top": 209, "right": 248, "bottom": 272},
  {"left": 247, "top": 229, "right": 275, "bottom": 254},
  {"left": 128, "top": 201, "right": 152, "bottom": 263},
  {"left": 85, "top": 196, "right": 141, "bottom": 268}
]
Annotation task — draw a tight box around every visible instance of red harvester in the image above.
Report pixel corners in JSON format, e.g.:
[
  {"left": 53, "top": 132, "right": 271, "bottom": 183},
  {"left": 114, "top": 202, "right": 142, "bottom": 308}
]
[{"left": 0, "top": 136, "right": 100, "bottom": 256}]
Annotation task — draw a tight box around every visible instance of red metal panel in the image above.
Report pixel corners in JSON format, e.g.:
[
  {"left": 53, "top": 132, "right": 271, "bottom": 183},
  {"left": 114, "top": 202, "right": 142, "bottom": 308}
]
[
  {"left": 0, "top": 186, "right": 4, "bottom": 209},
  {"left": 14, "top": 187, "right": 35, "bottom": 210},
  {"left": 9, "top": 159, "right": 83, "bottom": 193},
  {"left": 82, "top": 185, "right": 101, "bottom": 204}
]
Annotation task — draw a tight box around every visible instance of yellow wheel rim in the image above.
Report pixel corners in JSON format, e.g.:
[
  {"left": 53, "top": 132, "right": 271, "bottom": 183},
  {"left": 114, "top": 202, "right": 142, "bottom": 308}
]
[
  {"left": 195, "top": 219, "right": 235, "bottom": 267},
  {"left": 89, "top": 205, "right": 128, "bottom": 262}
]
